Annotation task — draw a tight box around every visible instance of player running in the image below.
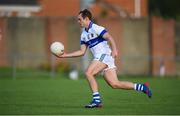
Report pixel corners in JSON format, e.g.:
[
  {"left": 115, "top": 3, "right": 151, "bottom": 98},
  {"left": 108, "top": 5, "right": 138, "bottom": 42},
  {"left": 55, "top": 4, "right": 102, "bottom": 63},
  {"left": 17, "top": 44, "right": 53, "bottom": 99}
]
[{"left": 55, "top": 9, "right": 152, "bottom": 108}]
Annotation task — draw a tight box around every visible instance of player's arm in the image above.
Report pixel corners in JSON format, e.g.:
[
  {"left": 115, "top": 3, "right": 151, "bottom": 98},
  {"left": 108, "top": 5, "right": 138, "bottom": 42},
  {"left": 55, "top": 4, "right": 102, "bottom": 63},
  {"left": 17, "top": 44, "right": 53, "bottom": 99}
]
[
  {"left": 103, "top": 32, "right": 118, "bottom": 58},
  {"left": 57, "top": 44, "right": 87, "bottom": 58}
]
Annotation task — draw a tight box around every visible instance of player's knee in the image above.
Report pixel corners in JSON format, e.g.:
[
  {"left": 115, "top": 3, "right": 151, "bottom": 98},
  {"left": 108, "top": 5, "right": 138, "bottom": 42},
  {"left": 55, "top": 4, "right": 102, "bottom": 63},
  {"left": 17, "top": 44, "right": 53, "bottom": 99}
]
[
  {"left": 109, "top": 81, "right": 119, "bottom": 89},
  {"left": 85, "top": 71, "right": 93, "bottom": 78}
]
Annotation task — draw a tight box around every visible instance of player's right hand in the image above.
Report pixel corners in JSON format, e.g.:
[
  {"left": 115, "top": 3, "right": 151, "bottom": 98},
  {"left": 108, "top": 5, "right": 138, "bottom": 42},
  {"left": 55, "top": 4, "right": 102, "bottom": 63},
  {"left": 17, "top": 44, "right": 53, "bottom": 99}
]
[
  {"left": 58, "top": 52, "right": 66, "bottom": 58},
  {"left": 52, "top": 52, "right": 64, "bottom": 58}
]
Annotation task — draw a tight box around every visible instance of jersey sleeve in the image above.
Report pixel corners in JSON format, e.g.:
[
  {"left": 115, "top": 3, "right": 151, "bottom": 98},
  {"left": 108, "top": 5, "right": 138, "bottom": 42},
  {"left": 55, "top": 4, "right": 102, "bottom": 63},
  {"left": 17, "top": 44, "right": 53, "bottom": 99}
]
[{"left": 93, "top": 24, "right": 107, "bottom": 37}]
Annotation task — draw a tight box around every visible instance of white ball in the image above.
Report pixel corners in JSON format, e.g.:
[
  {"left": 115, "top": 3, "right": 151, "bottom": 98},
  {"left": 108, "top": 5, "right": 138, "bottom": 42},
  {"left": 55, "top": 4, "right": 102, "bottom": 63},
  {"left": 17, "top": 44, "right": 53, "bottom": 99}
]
[{"left": 50, "top": 42, "right": 64, "bottom": 55}]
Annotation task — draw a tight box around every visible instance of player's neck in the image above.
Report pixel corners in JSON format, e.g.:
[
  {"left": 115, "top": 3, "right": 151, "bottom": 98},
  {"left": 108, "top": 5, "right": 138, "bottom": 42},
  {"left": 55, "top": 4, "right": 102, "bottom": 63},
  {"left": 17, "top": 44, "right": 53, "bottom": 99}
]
[{"left": 85, "top": 21, "right": 91, "bottom": 31}]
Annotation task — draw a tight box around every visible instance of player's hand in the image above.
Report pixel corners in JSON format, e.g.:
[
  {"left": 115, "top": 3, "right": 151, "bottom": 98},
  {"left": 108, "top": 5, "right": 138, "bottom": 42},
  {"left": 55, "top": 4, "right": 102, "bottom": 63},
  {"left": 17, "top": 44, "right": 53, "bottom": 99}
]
[
  {"left": 52, "top": 52, "right": 64, "bottom": 58},
  {"left": 58, "top": 52, "right": 67, "bottom": 58}
]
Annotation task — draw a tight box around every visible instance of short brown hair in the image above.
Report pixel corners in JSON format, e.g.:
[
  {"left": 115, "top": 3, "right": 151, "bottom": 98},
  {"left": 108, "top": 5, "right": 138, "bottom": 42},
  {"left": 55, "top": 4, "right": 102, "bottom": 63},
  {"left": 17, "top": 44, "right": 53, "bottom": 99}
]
[{"left": 79, "top": 9, "right": 92, "bottom": 20}]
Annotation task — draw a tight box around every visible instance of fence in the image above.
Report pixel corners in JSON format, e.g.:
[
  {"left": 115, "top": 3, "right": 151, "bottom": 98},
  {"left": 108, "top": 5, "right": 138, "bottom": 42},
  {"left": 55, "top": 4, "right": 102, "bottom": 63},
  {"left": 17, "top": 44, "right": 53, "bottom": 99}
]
[
  {"left": 0, "top": 17, "right": 180, "bottom": 78},
  {"left": 0, "top": 54, "right": 180, "bottom": 79}
]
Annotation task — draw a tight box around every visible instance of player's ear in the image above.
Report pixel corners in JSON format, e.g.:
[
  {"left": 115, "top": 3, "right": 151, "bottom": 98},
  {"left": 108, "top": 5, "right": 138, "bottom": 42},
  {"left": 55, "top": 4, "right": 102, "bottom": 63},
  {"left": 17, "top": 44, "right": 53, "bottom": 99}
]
[{"left": 85, "top": 17, "right": 89, "bottom": 21}]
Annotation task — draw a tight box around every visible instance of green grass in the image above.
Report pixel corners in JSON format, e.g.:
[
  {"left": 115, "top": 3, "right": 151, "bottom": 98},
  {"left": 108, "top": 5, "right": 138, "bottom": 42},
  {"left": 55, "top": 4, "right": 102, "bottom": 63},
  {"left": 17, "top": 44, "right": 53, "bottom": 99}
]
[{"left": 0, "top": 75, "right": 180, "bottom": 115}]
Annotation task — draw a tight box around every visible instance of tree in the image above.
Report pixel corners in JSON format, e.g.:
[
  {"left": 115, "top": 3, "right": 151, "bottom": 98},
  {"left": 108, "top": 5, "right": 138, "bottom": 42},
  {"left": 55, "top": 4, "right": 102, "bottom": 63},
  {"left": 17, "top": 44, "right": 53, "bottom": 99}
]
[{"left": 149, "top": 0, "right": 180, "bottom": 19}]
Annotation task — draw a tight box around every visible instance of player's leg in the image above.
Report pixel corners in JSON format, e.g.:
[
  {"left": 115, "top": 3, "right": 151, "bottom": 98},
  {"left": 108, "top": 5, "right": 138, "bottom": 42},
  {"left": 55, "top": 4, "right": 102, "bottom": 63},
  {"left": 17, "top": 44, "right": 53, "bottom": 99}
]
[
  {"left": 85, "top": 60, "right": 107, "bottom": 108},
  {"left": 103, "top": 68, "right": 152, "bottom": 98},
  {"left": 103, "top": 68, "right": 134, "bottom": 89},
  {"left": 85, "top": 60, "right": 107, "bottom": 92}
]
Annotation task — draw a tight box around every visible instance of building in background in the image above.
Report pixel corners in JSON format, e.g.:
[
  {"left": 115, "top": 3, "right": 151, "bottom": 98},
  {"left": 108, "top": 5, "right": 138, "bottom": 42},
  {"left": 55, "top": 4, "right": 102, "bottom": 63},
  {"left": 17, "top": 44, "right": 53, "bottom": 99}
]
[
  {"left": 0, "top": 0, "right": 41, "bottom": 17},
  {"left": 0, "top": 0, "right": 178, "bottom": 76}
]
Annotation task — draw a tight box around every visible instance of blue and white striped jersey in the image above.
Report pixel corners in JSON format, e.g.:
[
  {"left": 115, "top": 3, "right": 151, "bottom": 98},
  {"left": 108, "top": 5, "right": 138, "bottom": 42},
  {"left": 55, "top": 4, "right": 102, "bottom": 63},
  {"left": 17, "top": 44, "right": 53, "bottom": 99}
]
[{"left": 80, "top": 22, "right": 112, "bottom": 57}]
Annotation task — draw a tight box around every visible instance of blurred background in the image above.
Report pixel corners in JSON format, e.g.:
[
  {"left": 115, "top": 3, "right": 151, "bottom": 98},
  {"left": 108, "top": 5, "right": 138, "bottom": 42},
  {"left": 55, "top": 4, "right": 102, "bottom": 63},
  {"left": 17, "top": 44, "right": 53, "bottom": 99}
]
[{"left": 0, "top": 0, "right": 180, "bottom": 78}]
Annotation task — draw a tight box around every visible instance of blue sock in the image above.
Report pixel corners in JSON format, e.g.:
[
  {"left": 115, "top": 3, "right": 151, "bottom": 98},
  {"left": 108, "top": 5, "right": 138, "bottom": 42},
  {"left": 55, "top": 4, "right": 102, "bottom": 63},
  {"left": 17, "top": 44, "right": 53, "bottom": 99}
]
[
  {"left": 134, "top": 83, "right": 148, "bottom": 92},
  {"left": 92, "top": 92, "right": 101, "bottom": 103}
]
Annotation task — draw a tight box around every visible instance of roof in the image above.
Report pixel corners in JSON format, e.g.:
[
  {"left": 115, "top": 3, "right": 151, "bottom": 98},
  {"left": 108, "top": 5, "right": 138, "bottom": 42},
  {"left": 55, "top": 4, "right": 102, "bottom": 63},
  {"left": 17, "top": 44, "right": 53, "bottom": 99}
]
[
  {"left": 0, "top": 0, "right": 39, "bottom": 6},
  {"left": 0, "top": 0, "right": 41, "bottom": 13}
]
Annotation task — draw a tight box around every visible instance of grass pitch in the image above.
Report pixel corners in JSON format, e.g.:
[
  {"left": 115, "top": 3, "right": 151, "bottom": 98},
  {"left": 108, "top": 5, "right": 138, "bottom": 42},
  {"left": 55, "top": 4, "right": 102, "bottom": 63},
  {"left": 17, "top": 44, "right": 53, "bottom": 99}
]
[{"left": 0, "top": 75, "right": 180, "bottom": 115}]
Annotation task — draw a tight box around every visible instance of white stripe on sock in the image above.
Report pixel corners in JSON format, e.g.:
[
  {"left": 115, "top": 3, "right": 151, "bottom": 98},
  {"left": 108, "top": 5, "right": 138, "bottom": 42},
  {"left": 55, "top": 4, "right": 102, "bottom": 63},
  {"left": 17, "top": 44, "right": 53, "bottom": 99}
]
[
  {"left": 138, "top": 85, "right": 141, "bottom": 91},
  {"left": 93, "top": 92, "right": 99, "bottom": 95},
  {"left": 134, "top": 84, "right": 137, "bottom": 90},
  {"left": 141, "top": 86, "right": 144, "bottom": 91},
  {"left": 93, "top": 96, "right": 100, "bottom": 99},
  {"left": 95, "top": 100, "right": 101, "bottom": 102}
]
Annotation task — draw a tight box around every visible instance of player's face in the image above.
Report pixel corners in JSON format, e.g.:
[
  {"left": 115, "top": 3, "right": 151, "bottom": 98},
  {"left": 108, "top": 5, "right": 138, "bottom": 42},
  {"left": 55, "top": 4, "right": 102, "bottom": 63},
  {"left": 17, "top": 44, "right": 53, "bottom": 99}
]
[{"left": 77, "top": 14, "right": 88, "bottom": 28}]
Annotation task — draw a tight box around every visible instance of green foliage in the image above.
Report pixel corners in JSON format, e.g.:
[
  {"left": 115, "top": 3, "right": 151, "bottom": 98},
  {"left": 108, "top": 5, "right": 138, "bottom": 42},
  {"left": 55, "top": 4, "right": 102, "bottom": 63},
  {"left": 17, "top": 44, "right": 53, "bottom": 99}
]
[
  {"left": 55, "top": 62, "right": 70, "bottom": 73},
  {"left": 149, "top": 0, "right": 180, "bottom": 19},
  {"left": 38, "top": 62, "right": 70, "bottom": 73}
]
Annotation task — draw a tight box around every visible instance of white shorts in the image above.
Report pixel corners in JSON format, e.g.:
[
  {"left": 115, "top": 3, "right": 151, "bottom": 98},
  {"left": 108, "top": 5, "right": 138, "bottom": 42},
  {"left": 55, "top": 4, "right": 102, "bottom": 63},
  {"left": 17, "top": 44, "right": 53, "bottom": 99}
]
[{"left": 93, "top": 54, "right": 116, "bottom": 71}]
